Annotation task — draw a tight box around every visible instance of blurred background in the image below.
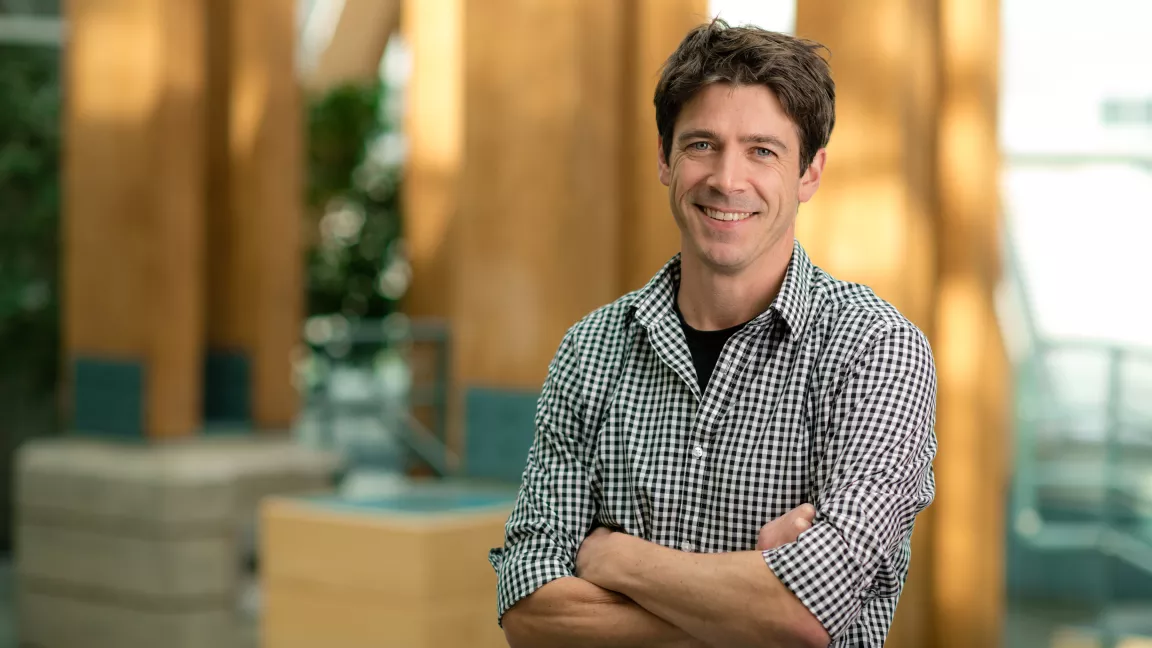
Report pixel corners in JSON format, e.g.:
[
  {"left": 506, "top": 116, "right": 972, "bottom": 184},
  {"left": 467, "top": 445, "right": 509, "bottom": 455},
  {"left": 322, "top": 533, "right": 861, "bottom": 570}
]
[{"left": 0, "top": 0, "right": 1149, "bottom": 647}]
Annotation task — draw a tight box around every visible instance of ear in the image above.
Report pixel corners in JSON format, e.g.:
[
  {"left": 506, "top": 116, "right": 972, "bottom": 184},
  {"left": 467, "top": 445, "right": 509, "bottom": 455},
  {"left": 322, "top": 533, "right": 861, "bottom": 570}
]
[
  {"left": 657, "top": 135, "right": 672, "bottom": 187},
  {"left": 798, "top": 148, "right": 827, "bottom": 203}
]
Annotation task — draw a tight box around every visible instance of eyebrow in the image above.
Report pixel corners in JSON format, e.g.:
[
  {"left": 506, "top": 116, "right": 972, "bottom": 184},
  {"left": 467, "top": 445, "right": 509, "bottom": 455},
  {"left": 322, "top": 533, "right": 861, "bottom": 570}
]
[{"left": 677, "top": 129, "right": 790, "bottom": 153}]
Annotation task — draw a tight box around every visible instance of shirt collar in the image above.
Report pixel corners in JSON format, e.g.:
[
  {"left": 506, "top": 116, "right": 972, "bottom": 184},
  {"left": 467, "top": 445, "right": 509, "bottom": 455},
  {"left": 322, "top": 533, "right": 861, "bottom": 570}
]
[
  {"left": 773, "top": 239, "right": 814, "bottom": 341},
  {"left": 629, "top": 239, "right": 814, "bottom": 341}
]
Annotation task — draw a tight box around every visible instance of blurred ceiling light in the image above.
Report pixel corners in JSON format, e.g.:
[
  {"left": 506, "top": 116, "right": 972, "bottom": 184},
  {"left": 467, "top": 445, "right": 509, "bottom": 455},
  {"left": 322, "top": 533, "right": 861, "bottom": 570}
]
[{"left": 708, "top": 0, "right": 795, "bottom": 33}]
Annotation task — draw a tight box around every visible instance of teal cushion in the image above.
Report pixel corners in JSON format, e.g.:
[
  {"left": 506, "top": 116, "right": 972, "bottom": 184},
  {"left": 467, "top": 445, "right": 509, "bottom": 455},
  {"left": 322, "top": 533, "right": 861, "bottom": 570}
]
[{"left": 72, "top": 357, "right": 144, "bottom": 438}]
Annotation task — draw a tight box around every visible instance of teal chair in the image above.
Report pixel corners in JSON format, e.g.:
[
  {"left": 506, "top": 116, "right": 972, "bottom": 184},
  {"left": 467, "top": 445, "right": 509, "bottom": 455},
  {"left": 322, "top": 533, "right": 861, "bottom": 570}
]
[{"left": 461, "top": 386, "right": 539, "bottom": 484}]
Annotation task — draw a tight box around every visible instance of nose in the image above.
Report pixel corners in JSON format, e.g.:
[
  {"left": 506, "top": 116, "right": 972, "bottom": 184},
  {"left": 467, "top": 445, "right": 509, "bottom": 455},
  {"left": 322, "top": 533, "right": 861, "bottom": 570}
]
[{"left": 705, "top": 148, "right": 749, "bottom": 196}]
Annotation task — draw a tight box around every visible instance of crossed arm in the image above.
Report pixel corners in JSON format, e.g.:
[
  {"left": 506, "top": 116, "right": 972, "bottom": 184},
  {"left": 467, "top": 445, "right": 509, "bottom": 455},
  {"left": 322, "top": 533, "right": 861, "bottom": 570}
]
[
  {"left": 495, "top": 326, "right": 937, "bottom": 648},
  {"left": 502, "top": 507, "right": 824, "bottom": 648},
  {"left": 500, "top": 575, "right": 706, "bottom": 648}
]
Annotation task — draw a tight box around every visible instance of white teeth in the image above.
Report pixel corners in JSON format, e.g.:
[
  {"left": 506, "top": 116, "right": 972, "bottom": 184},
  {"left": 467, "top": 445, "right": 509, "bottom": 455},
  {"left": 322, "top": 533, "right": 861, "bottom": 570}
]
[{"left": 704, "top": 207, "right": 753, "bottom": 222}]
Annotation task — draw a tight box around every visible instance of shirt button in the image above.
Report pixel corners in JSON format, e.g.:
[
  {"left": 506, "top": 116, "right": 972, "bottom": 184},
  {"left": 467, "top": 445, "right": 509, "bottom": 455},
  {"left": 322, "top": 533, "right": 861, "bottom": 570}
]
[
  {"left": 681, "top": 541, "right": 695, "bottom": 552},
  {"left": 692, "top": 445, "right": 705, "bottom": 458}
]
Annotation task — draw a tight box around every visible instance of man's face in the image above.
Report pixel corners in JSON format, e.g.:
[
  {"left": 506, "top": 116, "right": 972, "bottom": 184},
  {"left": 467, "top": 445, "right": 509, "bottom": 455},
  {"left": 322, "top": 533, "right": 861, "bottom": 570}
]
[{"left": 659, "top": 83, "right": 825, "bottom": 276}]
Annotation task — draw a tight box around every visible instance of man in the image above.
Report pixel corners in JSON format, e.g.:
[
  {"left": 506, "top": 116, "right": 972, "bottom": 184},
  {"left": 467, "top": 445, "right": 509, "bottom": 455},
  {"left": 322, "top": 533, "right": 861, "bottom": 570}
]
[{"left": 489, "top": 19, "right": 937, "bottom": 648}]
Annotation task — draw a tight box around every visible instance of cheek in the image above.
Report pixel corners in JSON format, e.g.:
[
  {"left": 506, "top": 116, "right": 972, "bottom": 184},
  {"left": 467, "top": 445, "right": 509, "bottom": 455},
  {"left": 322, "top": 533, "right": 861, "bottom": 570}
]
[
  {"left": 754, "top": 173, "right": 792, "bottom": 208},
  {"left": 672, "top": 160, "right": 708, "bottom": 200}
]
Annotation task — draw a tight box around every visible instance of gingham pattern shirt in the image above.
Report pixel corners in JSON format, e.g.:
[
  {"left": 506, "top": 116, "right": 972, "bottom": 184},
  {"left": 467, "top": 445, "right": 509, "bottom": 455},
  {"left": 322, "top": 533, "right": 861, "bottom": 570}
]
[{"left": 489, "top": 240, "right": 937, "bottom": 646}]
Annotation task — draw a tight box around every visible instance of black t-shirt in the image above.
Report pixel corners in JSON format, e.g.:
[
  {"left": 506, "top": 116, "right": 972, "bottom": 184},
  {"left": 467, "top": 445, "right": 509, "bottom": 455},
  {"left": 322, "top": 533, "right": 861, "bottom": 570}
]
[{"left": 674, "top": 299, "right": 750, "bottom": 393}]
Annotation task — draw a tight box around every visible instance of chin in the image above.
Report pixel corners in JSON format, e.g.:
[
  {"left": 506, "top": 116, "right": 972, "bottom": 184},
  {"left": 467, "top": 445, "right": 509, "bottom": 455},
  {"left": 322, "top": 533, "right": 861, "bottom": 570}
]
[{"left": 699, "top": 249, "right": 753, "bottom": 274}]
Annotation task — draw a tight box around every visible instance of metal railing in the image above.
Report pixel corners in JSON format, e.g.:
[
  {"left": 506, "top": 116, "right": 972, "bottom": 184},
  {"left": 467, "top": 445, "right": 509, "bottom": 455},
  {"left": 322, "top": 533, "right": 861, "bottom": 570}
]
[{"left": 301, "top": 315, "right": 457, "bottom": 478}]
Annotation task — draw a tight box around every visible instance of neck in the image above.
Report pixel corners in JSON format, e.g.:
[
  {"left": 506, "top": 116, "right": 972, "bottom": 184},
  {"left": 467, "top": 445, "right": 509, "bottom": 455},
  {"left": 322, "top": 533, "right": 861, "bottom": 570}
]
[{"left": 677, "top": 236, "right": 793, "bottom": 331}]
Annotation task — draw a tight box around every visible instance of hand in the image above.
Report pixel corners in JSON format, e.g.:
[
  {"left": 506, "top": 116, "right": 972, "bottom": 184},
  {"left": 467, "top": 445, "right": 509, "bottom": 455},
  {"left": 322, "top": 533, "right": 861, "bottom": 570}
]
[
  {"left": 756, "top": 503, "right": 816, "bottom": 551},
  {"left": 575, "top": 526, "right": 623, "bottom": 588}
]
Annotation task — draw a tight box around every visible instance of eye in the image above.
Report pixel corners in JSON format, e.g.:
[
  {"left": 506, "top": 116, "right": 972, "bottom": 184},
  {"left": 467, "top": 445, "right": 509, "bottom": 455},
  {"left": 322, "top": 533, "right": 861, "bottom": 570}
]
[
  {"left": 689, "top": 141, "right": 712, "bottom": 151},
  {"left": 754, "top": 147, "right": 775, "bottom": 157}
]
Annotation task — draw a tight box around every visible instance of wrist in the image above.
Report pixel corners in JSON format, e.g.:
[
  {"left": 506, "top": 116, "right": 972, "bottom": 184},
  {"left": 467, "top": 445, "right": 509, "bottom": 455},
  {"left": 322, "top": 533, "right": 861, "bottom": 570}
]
[{"left": 599, "top": 532, "right": 644, "bottom": 592}]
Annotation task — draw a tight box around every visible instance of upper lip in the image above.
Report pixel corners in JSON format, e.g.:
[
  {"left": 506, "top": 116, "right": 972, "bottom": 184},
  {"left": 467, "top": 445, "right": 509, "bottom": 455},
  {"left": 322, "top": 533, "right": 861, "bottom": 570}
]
[{"left": 697, "top": 204, "right": 758, "bottom": 214}]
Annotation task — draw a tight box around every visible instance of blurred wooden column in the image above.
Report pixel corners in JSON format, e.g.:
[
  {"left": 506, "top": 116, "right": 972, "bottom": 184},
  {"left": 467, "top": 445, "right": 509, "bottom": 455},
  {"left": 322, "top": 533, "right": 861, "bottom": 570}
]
[
  {"left": 449, "top": 0, "right": 707, "bottom": 391},
  {"left": 455, "top": 0, "right": 626, "bottom": 390},
  {"left": 402, "top": 0, "right": 462, "bottom": 320},
  {"left": 399, "top": 0, "right": 704, "bottom": 461},
  {"left": 64, "top": 0, "right": 208, "bottom": 439},
  {"left": 932, "top": 0, "right": 1008, "bottom": 646},
  {"left": 796, "top": 1, "right": 1007, "bottom": 647},
  {"left": 620, "top": 0, "right": 709, "bottom": 293},
  {"left": 205, "top": 0, "right": 303, "bottom": 431},
  {"left": 794, "top": 0, "right": 940, "bottom": 329},
  {"left": 794, "top": 5, "right": 939, "bottom": 644}
]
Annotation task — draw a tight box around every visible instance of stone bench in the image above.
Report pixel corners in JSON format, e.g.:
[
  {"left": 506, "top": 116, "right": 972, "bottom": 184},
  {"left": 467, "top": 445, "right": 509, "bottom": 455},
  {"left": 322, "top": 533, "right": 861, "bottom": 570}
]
[{"left": 14, "top": 436, "right": 341, "bottom": 648}]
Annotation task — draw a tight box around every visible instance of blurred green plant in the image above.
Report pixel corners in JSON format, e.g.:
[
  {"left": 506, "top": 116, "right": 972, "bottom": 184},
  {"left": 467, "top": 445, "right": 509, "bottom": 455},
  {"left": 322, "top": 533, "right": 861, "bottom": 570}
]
[
  {"left": 305, "top": 80, "right": 408, "bottom": 324},
  {"left": 0, "top": 45, "right": 60, "bottom": 392},
  {"left": 0, "top": 54, "right": 405, "bottom": 391}
]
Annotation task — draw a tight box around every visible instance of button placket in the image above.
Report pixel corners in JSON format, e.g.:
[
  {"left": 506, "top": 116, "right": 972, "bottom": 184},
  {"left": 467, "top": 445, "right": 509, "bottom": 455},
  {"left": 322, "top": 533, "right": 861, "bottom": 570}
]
[{"left": 678, "top": 430, "right": 709, "bottom": 554}]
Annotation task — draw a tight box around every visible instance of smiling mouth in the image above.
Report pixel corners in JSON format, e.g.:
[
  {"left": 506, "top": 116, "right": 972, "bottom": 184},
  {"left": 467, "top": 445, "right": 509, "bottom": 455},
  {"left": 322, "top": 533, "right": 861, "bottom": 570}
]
[{"left": 697, "top": 205, "right": 757, "bottom": 222}]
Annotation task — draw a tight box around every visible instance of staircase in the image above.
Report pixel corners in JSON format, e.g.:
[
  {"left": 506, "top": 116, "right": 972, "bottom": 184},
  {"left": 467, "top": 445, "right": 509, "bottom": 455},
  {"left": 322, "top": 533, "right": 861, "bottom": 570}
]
[{"left": 1009, "top": 330, "right": 1152, "bottom": 645}]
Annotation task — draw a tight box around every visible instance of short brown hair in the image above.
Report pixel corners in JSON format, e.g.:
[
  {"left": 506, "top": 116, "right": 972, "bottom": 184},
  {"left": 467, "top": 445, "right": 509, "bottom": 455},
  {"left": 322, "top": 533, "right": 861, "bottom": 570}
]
[{"left": 654, "top": 19, "right": 835, "bottom": 173}]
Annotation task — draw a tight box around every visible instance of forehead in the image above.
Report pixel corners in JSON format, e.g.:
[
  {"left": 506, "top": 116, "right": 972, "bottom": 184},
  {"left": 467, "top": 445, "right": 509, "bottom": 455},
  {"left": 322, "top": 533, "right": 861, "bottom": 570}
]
[{"left": 675, "top": 83, "right": 798, "bottom": 144}]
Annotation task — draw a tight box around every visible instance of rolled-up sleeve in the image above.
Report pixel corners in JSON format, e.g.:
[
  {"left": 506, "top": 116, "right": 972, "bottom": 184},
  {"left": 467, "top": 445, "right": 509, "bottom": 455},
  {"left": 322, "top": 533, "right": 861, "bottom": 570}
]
[
  {"left": 763, "top": 324, "right": 938, "bottom": 641},
  {"left": 489, "top": 330, "right": 596, "bottom": 625}
]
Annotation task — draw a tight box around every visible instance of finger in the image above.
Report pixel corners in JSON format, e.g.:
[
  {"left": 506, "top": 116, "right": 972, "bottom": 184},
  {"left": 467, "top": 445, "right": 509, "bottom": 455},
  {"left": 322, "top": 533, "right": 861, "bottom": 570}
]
[{"left": 758, "top": 506, "right": 812, "bottom": 550}]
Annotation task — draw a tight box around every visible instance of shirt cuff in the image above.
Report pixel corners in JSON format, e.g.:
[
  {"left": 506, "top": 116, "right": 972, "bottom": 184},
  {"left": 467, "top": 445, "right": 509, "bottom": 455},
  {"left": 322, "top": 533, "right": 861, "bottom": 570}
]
[
  {"left": 489, "top": 545, "right": 573, "bottom": 626},
  {"left": 761, "top": 523, "right": 866, "bottom": 639}
]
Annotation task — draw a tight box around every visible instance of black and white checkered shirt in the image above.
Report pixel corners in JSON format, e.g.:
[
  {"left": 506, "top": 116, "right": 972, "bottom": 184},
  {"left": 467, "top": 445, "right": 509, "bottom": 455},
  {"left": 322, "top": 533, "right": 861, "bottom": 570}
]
[{"left": 489, "top": 240, "right": 937, "bottom": 646}]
